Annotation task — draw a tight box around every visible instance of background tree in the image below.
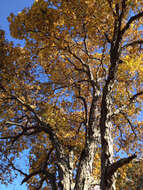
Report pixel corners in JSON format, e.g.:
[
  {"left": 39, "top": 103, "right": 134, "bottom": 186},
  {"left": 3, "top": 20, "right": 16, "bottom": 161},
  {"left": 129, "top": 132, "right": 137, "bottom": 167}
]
[{"left": 0, "top": 0, "right": 143, "bottom": 190}]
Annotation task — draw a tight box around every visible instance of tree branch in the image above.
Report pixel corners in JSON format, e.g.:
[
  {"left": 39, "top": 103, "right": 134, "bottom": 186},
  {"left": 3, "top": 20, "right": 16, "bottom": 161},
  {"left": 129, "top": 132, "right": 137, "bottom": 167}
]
[
  {"left": 122, "top": 40, "right": 143, "bottom": 49},
  {"left": 121, "top": 112, "right": 137, "bottom": 137},
  {"left": 119, "top": 0, "right": 127, "bottom": 21},
  {"left": 82, "top": 23, "right": 90, "bottom": 55},
  {"left": 76, "top": 95, "right": 88, "bottom": 124},
  {"left": 130, "top": 91, "right": 143, "bottom": 102},
  {"left": 67, "top": 46, "right": 99, "bottom": 93},
  {"left": 6, "top": 155, "right": 27, "bottom": 177},
  {"left": 107, "top": 0, "right": 116, "bottom": 17},
  {"left": 67, "top": 47, "right": 86, "bottom": 67},
  {"left": 4, "top": 95, "right": 68, "bottom": 170},
  {"left": 121, "top": 11, "right": 143, "bottom": 35},
  {"left": 105, "top": 33, "right": 112, "bottom": 43},
  {"left": 21, "top": 170, "right": 42, "bottom": 184},
  {"left": 107, "top": 154, "right": 137, "bottom": 177},
  {"left": 113, "top": 91, "right": 143, "bottom": 116},
  {"left": 22, "top": 148, "right": 54, "bottom": 184},
  {"left": 10, "top": 96, "right": 41, "bottom": 123},
  {"left": 65, "top": 56, "right": 85, "bottom": 72}
]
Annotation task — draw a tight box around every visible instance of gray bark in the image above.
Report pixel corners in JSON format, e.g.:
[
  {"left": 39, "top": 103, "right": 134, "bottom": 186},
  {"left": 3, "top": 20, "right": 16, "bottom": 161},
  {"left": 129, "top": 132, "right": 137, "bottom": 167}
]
[
  {"left": 74, "top": 92, "right": 101, "bottom": 190},
  {"left": 58, "top": 149, "right": 75, "bottom": 190}
]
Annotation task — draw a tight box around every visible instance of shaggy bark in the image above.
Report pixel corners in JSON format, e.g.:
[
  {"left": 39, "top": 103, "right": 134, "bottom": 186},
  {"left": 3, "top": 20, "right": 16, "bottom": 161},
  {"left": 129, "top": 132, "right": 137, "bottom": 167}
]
[{"left": 74, "top": 94, "right": 101, "bottom": 190}]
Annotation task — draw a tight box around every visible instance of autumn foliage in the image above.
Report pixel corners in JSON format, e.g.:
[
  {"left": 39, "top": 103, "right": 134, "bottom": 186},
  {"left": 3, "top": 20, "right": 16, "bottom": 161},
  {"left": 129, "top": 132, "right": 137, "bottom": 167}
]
[{"left": 0, "top": 0, "right": 143, "bottom": 190}]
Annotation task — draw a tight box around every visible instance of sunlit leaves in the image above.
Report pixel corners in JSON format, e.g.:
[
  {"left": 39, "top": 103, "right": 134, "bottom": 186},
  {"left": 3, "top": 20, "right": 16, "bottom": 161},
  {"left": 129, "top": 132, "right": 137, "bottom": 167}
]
[{"left": 0, "top": 0, "right": 143, "bottom": 189}]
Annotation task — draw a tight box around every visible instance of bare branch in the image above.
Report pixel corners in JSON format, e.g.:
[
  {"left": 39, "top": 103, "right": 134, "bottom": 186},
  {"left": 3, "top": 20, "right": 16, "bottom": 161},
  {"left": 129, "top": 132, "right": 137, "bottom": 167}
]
[
  {"left": 122, "top": 40, "right": 143, "bottom": 49},
  {"left": 6, "top": 155, "right": 27, "bottom": 177},
  {"left": 106, "top": 0, "right": 116, "bottom": 17},
  {"left": 107, "top": 154, "right": 137, "bottom": 177},
  {"left": 37, "top": 177, "right": 46, "bottom": 190},
  {"left": 121, "top": 112, "right": 137, "bottom": 137},
  {"left": 104, "top": 33, "right": 112, "bottom": 43},
  {"left": 117, "top": 125, "right": 125, "bottom": 151},
  {"left": 67, "top": 47, "right": 86, "bottom": 67},
  {"left": 10, "top": 96, "right": 41, "bottom": 123},
  {"left": 7, "top": 96, "right": 67, "bottom": 166},
  {"left": 5, "top": 121, "right": 24, "bottom": 127},
  {"left": 121, "top": 11, "right": 143, "bottom": 35},
  {"left": 119, "top": 0, "right": 127, "bottom": 21},
  {"left": 65, "top": 56, "right": 85, "bottom": 72},
  {"left": 96, "top": 39, "right": 107, "bottom": 82},
  {"left": 0, "top": 126, "right": 41, "bottom": 145},
  {"left": 82, "top": 23, "right": 89, "bottom": 55},
  {"left": 21, "top": 170, "right": 42, "bottom": 184},
  {"left": 130, "top": 91, "right": 143, "bottom": 102},
  {"left": 67, "top": 46, "right": 99, "bottom": 93},
  {"left": 113, "top": 91, "right": 143, "bottom": 116},
  {"left": 22, "top": 148, "right": 54, "bottom": 184},
  {"left": 76, "top": 95, "right": 88, "bottom": 124},
  {"left": 0, "top": 83, "right": 6, "bottom": 92},
  {"left": 6, "top": 96, "right": 62, "bottom": 150}
]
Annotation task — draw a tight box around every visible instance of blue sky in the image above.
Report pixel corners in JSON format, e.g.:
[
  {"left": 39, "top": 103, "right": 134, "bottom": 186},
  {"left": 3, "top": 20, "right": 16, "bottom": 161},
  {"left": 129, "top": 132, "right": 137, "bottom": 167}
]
[{"left": 0, "top": 1, "right": 35, "bottom": 189}]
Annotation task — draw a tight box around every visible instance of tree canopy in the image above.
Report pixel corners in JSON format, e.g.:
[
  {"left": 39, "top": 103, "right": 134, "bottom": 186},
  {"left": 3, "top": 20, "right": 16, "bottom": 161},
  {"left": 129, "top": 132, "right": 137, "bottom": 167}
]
[{"left": 0, "top": 0, "right": 143, "bottom": 190}]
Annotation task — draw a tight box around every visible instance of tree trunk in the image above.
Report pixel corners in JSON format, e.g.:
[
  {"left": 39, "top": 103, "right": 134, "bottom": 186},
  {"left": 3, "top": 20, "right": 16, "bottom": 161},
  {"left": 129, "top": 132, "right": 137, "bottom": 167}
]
[
  {"left": 58, "top": 149, "right": 75, "bottom": 190},
  {"left": 74, "top": 95, "right": 100, "bottom": 190},
  {"left": 99, "top": 45, "right": 119, "bottom": 190},
  {"left": 58, "top": 164, "right": 73, "bottom": 190},
  {"left": 100, "top": 99, "right": 116, "bottom": 189},
  {"left": 74, "top": 140, "right": 98, "bottom": 190}
]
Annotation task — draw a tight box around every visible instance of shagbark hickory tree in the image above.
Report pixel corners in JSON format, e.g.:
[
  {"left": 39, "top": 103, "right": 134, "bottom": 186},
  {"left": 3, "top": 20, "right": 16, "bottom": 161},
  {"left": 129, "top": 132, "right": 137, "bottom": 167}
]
[{"left": 0, "top": 0, "right": 143, "bottom": 189}]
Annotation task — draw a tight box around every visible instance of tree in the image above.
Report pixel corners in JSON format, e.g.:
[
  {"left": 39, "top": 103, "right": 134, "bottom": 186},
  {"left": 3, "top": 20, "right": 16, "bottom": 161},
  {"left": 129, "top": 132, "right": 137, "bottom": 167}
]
[{"left": 0, "top": 0, "right": 143, "bottom": 189}]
